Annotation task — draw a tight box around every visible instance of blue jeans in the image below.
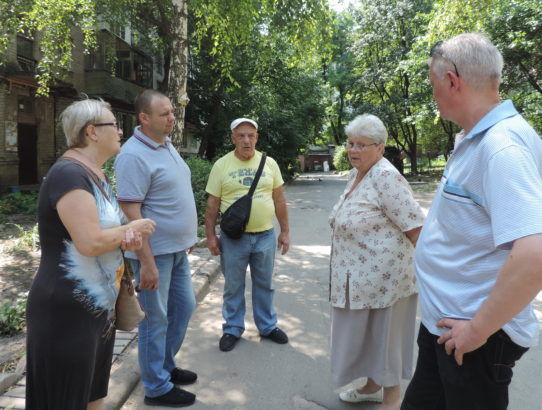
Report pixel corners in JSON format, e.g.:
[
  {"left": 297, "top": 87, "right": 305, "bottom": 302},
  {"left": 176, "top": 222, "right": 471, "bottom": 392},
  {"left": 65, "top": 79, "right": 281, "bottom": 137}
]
[
  {"left": 401, "top": 324, "right": 528, "bottom": 410},
  {"left": 129, "top": 251, "right": 196, "bottom": 398},
  {"left": 220, "top": 229, "right": 277, "bottom": 338}
]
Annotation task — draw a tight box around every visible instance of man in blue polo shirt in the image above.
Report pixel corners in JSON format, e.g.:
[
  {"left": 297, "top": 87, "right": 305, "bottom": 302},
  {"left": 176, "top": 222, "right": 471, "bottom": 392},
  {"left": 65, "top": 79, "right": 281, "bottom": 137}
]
[
  {"left": 402, "top": 34, "right": 542, "bottom": 410},
  {"left": 115, "top": 90, "right": 198, "bottom": 407}
]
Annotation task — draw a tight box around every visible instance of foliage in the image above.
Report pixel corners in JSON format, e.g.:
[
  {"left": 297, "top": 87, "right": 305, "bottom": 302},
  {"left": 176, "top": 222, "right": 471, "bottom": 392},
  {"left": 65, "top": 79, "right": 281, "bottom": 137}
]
[
  {"left": 333, "top": 144, "right": 351, "bottom": 172},
  {"left": 0, "top": 192, "right": 38, "bottom": 215},
  {"left": 323, "top": 12, "right": 357, "bottom": 145},
  {"left": 186, "top": 15, "right": 328, "bottom": 180},
  {"left": 0, "top": 292, "right": 28, "bottom": 336},
  {"left": 189, "top": 0, "right": 332, "bottom": 89},
  {"left": 348, "top": 0, "right": 433, "bottom": 174},
  {"left": 185, "top": 157, "right": 213, "bottom": 225},
  {"left": 486, "top": 0, "right": 542, "bottom": 132},
  {"left": 103, "top": 156, "right": 117, "bottom": 192},
  {"left": 6, "top": 223, "right": 40, "bottom": 252}
]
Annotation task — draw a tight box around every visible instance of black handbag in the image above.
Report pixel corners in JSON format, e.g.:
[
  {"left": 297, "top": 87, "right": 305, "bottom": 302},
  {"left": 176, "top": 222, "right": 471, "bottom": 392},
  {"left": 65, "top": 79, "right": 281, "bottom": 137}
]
[{"left": 220, "top": 154, "right": 266, "bottom": 239}]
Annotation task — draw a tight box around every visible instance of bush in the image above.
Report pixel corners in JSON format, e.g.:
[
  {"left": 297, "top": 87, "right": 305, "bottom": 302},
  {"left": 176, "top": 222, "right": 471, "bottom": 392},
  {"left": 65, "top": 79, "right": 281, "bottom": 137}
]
[
  {"left": 0, "top": 192, "right": 38, "bottom": 215},
  {"left": 185, "top": 157, "right": 214, "bottom": 226},
  {"left": 0, "top": 293, "right": 27, "bottom": 336},
  {"left": 333, "top": 145, "right": 352, "bottom": 172},
  {"left": 6, "top": 223, "right": 40, "bottom": 252},
  {"left": 103, "top": 156, "right": 116, "bottom": 192}
]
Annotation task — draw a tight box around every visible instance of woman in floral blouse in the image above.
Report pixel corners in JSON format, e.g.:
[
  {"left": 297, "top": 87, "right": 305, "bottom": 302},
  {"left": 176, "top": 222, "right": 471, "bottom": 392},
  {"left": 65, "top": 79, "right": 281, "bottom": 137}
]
[{"left": 329, "top": 114, "right": 425, "bottom": 410}]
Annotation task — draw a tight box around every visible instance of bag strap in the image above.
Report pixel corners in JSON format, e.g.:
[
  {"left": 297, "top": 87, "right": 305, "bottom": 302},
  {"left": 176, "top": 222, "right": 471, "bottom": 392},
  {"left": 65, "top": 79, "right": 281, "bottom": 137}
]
[
  {"left": 59, "top": 157, "right": 135, "bottom": 280},
  {"left": 58, "top": 156, "right": 111, "bottom": 203},
  {"left": 247, "top": 154, "right": 267, "bottom": 197}
]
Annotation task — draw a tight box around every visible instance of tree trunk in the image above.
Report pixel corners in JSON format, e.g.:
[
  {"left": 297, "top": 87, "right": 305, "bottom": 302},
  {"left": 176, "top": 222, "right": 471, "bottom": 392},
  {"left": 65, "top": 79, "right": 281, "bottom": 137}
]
[
  {"left": 167, "top": 0, "right": 189, "bottom": 151},
  {"left": 198, "top": 81, "right": 225, "bottom": 159}
]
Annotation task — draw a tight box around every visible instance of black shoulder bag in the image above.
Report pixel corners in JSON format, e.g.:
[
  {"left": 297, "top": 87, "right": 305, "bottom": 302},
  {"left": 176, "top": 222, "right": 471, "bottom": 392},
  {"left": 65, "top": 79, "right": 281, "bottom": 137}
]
[{"left": 220, "top": 154, "right": 267, "bottom": 239}]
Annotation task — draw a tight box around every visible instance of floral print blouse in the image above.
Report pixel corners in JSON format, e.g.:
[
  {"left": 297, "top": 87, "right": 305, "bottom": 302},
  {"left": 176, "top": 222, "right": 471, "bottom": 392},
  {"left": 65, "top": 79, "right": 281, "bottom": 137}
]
[{"left": 329, "top": 158, "right": 425, "bottom": 310}]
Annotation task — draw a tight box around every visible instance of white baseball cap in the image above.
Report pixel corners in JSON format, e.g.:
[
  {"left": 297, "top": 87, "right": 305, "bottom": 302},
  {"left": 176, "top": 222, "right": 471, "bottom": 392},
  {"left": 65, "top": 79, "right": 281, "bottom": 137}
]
[{"left": 230, "top": 118, "right": 258, "bottom": 131}]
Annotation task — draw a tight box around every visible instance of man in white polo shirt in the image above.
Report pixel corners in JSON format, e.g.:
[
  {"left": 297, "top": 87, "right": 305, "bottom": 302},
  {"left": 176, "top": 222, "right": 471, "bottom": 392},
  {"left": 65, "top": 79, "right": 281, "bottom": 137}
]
[{"left": 402, "top": 34, "right": 542, "bottom": 410}]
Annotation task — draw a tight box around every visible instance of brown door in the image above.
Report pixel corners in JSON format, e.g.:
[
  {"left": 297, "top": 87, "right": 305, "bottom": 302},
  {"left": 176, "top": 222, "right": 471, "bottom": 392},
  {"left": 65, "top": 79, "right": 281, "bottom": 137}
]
[{"left": 17, "top": 124, "right": 38, "bottom": 185}]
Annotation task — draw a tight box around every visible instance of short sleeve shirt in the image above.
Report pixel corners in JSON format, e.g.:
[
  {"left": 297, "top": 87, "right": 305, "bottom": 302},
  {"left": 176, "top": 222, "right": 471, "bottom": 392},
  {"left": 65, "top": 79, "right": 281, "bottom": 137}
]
[
  {"left": 36, "top": 160, "right": 124, "bottom": 319},
  {"left": 329, "top": 158, "right": 425, "bottom": 309},
  {"left": 205, "top": 151, "right": 283, "bottom": 232},
  {"left": 115, "top": 127, "right": 198, "bottom": 257},
  {"left": 415, "top": 100, "right": 542, "bottom": 347}
]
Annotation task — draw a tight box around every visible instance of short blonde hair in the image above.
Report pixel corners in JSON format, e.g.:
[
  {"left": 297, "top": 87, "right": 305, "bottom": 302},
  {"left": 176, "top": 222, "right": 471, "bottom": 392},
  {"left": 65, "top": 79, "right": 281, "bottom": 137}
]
[
  {"left": 345, "top": 114, "right": 388, "bottom": 145},
  {"left": 59, "top": 99, "right": 111, "bottom": 148}
]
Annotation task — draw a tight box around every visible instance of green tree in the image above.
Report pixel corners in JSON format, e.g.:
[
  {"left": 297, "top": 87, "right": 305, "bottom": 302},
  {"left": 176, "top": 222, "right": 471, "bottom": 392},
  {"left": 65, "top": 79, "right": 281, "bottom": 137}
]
[
  {"left": 185, "top": 0, "right": 330, "bottom": 175},
  {"left": 486, "top": 0, "right": 542, "bottom": 132},
  {"left": 348, "top": 0, "right": 433, "bottom": 174},
  {"left": 322, "top": 12, "right": 356, "bottom": 146}
]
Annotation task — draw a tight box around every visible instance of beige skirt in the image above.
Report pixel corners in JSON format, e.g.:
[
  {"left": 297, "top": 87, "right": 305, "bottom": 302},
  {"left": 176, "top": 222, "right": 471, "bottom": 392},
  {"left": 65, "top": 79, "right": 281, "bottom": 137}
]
[{"left": 330, "top": 293, "right": 418, "bottom": 387}]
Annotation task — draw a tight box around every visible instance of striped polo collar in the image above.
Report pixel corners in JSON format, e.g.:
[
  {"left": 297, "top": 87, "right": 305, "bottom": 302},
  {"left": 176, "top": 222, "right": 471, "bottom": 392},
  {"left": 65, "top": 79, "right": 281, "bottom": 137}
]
[
  {"left": 133, "top": 126, "right": 171, "bottom": 150},
  {"left": 463, "top": 99, "right": 518, "bottom": 141}
]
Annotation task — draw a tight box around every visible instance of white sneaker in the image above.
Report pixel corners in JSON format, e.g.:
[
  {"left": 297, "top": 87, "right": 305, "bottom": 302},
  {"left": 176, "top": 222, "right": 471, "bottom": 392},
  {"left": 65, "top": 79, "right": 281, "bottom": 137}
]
[{"left": 339, "top": 387, "right": 383, "bottom": 403}]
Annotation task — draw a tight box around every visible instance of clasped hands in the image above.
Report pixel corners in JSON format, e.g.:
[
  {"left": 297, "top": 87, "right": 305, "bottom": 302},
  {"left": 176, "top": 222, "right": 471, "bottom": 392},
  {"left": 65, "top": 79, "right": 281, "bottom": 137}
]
[{"left": 121, "top": 218, "right": 157, "bottom": 251}]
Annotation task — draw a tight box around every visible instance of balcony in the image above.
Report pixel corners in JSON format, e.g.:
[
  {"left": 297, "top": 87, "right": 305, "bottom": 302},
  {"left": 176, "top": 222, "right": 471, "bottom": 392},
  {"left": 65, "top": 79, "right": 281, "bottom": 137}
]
[
  {"left": 84, "top": 70, "right": 144, "bottom": 105},
  {"left": 16, "top": 55, "right": 37, "bottom": 73}
]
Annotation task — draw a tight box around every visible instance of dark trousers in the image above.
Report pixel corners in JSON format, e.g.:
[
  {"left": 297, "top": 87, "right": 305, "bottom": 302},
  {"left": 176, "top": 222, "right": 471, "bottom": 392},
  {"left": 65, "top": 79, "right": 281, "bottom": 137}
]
[{"left": 401, "top": 324, "right": 528, "bottom": 410}]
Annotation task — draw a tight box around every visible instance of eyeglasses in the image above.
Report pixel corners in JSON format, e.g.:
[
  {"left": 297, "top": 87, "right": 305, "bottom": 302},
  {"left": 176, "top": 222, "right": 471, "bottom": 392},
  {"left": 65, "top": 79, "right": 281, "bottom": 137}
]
[
  {"left": 345, "top": 142, "right": 378, "bottom": 151},
  {"left": 430, "top": 40, "right": 460, "bottom": 77},
  {"left": 94, "top": 121, "right": 121, "bottom": 130}
]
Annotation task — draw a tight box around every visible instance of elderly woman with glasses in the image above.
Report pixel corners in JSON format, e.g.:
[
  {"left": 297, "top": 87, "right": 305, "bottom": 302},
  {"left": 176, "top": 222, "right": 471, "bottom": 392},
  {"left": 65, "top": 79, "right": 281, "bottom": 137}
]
[
  {"left": 329, "top": 114, "right": 425, "bottom": 410},
  {"left": 25, "top": 99, "right": 156, "bottom": 410}
]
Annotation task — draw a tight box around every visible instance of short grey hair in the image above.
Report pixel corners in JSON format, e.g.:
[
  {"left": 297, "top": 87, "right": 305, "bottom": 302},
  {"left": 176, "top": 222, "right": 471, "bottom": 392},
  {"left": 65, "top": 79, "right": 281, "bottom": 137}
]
[
  {"left": 344, "top": 114, "right": 388, "bottom": 145},
  {"left": 59, "top": 98, "right": 111, "bottom": 148},
  {"left": 429, "top": 33, "right": 503, "bottom": 91}
]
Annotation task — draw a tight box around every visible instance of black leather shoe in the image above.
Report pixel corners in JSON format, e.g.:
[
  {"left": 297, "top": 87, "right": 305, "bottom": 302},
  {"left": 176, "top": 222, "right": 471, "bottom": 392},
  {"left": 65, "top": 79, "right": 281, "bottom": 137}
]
[
  {"left": 144, "top": 386, "right": 196, "bottom": 407},
  {"left": 171, "top": 367, "right": 197, "bottom": 385},
  {"left": 219, "top": 333, "right": 239, "bottom": 351},
  {"left": 263, "top": 327, "right": 288, "bottom": 344}
]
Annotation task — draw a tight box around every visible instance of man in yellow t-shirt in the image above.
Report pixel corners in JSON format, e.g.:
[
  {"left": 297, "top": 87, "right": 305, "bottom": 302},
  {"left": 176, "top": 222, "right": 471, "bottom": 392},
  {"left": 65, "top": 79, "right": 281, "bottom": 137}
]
[{"left": 205, "top": 117, "right": 290, "bottom": 352}]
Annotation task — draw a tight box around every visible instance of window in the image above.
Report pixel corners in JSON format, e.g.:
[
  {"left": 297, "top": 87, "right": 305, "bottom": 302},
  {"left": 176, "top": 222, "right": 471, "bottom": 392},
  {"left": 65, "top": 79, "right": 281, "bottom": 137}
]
[
  {"left": 17, "top": 35, "right": 36, "bottom": 72},
  {"left": 154, "top": 53, "right": 164, "bottom": 76},
  {"left": 133, "top": 51, "right": 153, "bottom": 88},
  {"left": 111, "top": 23, "right": 127, "bottom": 41},
  {"left": 17, "top": 36, "right": 34, "bottom": 60},
  {"left": 115, "top": 50, "right": 132, "bottom": 80}
]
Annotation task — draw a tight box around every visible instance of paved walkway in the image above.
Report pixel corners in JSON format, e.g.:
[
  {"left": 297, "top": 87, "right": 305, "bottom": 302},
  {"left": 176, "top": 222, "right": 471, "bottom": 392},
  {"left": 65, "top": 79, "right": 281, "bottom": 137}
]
[{"left": 0, "top": 246, "right": 220, "bottom": 410}]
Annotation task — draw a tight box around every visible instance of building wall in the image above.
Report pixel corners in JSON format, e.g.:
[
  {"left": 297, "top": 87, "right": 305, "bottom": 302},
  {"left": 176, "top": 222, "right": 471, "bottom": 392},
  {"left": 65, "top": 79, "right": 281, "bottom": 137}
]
[
  {"left": 71, "top": 28, "right": 86, "bottom": 92},
  {"left": 0, "top": 29, "right": 194, "bottom": 190},
  {"left": 36, "top": 95, "right": 56, "bottom": 176},
  {"left": 0, "top": 85, "right": 18, "bottom": 187}
]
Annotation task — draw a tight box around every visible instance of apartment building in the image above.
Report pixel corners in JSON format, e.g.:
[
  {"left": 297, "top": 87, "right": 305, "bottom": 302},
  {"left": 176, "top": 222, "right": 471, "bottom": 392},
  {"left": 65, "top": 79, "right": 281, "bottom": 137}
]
[{"left": 0, "top": 25, "right": 198, "bottom": 189}]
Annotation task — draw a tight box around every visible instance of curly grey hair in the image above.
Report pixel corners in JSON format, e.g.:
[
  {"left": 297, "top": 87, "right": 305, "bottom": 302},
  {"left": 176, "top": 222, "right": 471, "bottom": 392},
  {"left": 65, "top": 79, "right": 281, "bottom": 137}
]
[{"left": 344, "top": 114, "right": 388, "bottom": 145}]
